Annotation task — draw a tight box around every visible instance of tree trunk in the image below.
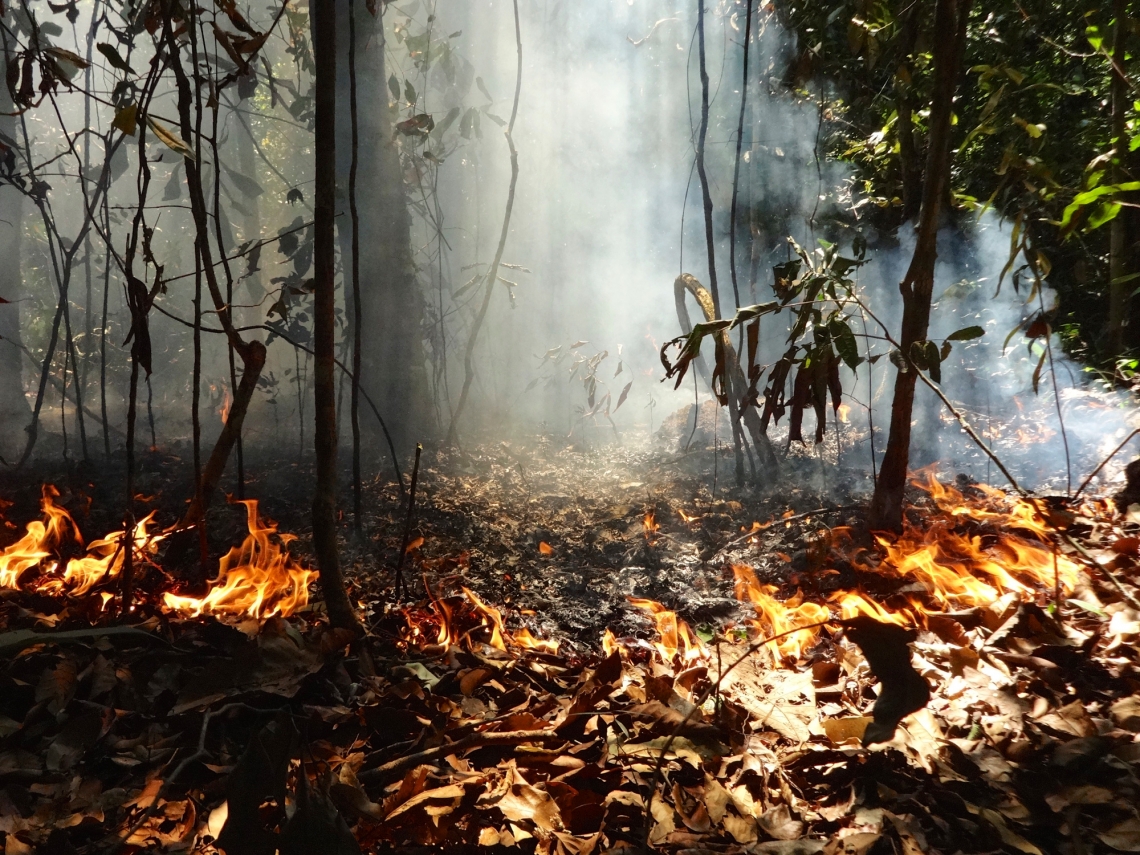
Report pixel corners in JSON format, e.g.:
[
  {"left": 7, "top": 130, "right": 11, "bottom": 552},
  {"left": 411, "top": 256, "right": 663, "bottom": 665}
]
[
  {"left": 894, "top": 0, "right": 923, "bottom": 224},
  {"left": 869, "top": 0, "right": 972, "bottom": 532},
  {"left": 0, "top": 37, "right": 30, "bottom": 463},
  {"left": 312, "top": 0, "right": 360, "bottom": 633},
  {"left": 335, "top": 5, "right": 429, "bottom": 456},
  {"left": 1109, "top": 0, "right": 1130, "bottom": 357}
]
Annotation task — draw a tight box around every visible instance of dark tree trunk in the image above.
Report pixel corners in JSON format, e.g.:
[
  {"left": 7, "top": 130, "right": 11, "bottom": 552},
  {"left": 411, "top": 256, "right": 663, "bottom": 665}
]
[
  {"left": 869, "top": 0, "right": 972, "bottom": 532},
  {"left": 335, "top": 5, "right": 429, "bottom": 457},
  {"left": 312, "top": 0, "right": 360, "bottom": 632},
  {"left": 0, "top": 41, "right": 30, "bottom": 462}
]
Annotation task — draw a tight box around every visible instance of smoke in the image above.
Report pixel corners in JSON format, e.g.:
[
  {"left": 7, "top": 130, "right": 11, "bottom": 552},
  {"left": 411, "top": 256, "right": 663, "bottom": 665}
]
[{"left": 5, "top": 0, "right": 1136, "bottom": 495}]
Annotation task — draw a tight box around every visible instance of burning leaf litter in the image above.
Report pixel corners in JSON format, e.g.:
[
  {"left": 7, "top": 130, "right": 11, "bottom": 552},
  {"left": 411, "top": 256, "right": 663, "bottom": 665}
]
[{"left": 0, "top": 443, "right": 1138, "bottom": 853}]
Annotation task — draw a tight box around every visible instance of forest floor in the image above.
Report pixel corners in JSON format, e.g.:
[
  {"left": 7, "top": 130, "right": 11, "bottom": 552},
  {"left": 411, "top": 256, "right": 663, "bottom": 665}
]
[{"left": 0, "top": 413, "right": 1138, "bottom": 854}]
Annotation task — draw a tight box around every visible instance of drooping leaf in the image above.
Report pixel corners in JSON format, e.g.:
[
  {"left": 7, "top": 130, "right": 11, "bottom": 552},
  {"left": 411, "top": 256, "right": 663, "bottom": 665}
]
[
  {"left": 112, "top": 103, "right": 138, "bottom": 136},
  {"left": 97, "top": 42, "right": 133, "bottom": 74},
  {"left": 614, "top": 380, "right": 633, "bottom": 412},
  {"left": 146, "top": 116, "right": 195, "bottom": 161},
  {"left": 945, "top": 325, "right": 985, "bottom": 342}
]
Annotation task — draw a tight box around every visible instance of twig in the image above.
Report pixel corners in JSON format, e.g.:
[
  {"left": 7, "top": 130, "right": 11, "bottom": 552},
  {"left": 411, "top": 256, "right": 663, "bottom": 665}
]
[
  {"left": 703, "top": 505, "right": 861, "bottom": 560},
  {"left": 1060, "top": 531, "right": 1140, "bottom": 611},
  {"left": 1073, "top": 428, "right": 1140, "bottom": 499},
  {"left": 358, "top": 728, "right": 564, "bottom": 786},
  {"left": 393, "top": 444, "right": 423, "bottom": 601},
  {"left": 445, "top": 0, "right": 522, "bottom": 444},
  {"left": 852, "top": 294, "right": 1027, "bottom": 496}
]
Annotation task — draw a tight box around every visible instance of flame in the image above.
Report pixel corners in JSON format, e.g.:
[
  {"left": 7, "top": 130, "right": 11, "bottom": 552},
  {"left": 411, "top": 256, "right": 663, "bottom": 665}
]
[
  {"left": 602, "top": 628, "right": 619, "bottom": 658},
  {"left": 628, "top": 597, "right": 706, "bottom": 663},
  {"left": 678, "top": 509, "right": 697, "bottom": 524},
  {"left": 163, "top": 500, "right": 317, "bottom": 619},
  {"left": 218, "top": 386, "right": 232, "bottom": 424},
  {"left": 730, "top": 565, "right": 831, "bottom": 662},
  {"left": 876, "top": 471, "right": 1081, "bottom": 610},
  {"left": 837, "top": 403, "right": 851, "bottom": 424},
  {"left": 0, "top": 486, "right": 163, "bottom": 595},
  {"left": 643, "top": 510, "right": 659, "bottom": 540}
]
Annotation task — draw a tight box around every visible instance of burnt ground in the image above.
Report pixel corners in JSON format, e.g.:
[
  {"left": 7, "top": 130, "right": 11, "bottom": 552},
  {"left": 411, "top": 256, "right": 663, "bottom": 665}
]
[{"left": 4, "top": 410, "right": 1140, "bottom": 853}]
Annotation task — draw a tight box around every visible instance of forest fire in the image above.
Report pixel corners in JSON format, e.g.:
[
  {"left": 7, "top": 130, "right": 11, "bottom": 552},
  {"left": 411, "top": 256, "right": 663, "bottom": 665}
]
[
  {"left": 0, "top": 487, "right": 316, "bottom": 621},
  {"left": 0, "top": 486, "right": 162, "bottom": 598},
  {"left": 162, "top": 500, "right": 318, "bottom": 620}
]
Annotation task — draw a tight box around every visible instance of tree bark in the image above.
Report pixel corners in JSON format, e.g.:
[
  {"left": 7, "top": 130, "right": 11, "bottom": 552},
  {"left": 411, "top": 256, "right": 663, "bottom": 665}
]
[
  {"left": 0, "top": 33, "right": 30, "bottom": 463},
  {"left": 1109, "top": 0, "right": 1130, "bottom": 356},
  {"left": 869, "top": 0, "right": 972, "bottom": 532},
  {"left": 334, "top": 4, "right": 429, "bottom": 456},
  {"left": 312, "top": 0, "right": 360, "bottom": 632}
]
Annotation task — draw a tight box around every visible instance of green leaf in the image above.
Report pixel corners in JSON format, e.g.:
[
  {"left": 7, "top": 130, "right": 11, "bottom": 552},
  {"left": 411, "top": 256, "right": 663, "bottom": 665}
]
[
  {"left": 1088, "top": 201, "right": 1122, "bottom": 230},
  {"left": 829, "top": 318, "right": 862, "bottom": 369},
  {"left": 97, "top": 42, "right": 133, "bottom": 74},
  {"left": 945, "top": 325, "right": 984, "bottom": 342},
  {"left": 146, "top": 116, "right": 196, "bottom": 161}
]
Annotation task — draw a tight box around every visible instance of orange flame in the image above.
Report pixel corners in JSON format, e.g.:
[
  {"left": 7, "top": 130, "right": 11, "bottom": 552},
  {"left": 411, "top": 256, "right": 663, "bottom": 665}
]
[
  {"left": 731, "top": 565, "right": 831, "bottom": 662},
  {"left": 163, "top": 500, "right": 317, "bottom": 619},
  {"left": 218, "top": 386, "right": 232, "bottom": 424},
  {"left": 837, "top": 403, "right": 851, "bottom": 424},
  {"left": 644, "top": 510, "right": 659, "bottom": 540},
  {"left": 877, "top": 471, "right": 1081, "bottom": 610},
  {"left": 0, "top": 486, "right": 163, "bottom": 596},
  {"left": 628, "top": 597, "right": 706, "bottom": 663}
]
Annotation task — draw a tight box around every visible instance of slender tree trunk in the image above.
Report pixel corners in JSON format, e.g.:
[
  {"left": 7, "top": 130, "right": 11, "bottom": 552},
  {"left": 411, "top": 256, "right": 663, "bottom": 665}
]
[
  {"left": 348, "top": 0, "right": 364, "bottom": 534},
  {"left": 1109, "top": 0, "right": 1130, "bottom": 356},
  {"left": 0, "top": 33, "right": 30, "bottom": 462},
  {"left": 869, "top": 0, "right": 972, "bottom": 532},
  {"left": 894, "top": 0, "right": 923, "bottom": 223},
  {"left": 312, "top": 0, "right": 360, "bottom": 632}
]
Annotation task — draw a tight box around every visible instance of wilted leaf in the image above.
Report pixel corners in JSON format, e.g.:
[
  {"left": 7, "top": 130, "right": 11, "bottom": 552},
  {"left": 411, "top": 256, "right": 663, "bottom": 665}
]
[
  {"left": 146, "top": 116, "right": 196, "bottom": 161},
  {"left": 112, "top": 103, "right": 138, "bottom": 136},
  {"left": 97, "top": 42, "right": 133, "bottom": 73}
]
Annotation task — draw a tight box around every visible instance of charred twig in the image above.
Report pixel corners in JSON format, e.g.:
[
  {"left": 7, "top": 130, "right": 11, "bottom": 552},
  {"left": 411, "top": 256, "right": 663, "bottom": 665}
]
[
  {"left": 393, "top": 444, "right": 423, "bottom": 601},
  {"left": 1074, "top": 428, "right": 1140, "bottom": 500},
  {"left": 358, "top": 728, "right": 563, "bottom": 787},
  {"left": 702, "top": 505, "right": 861, "bottom": 561}
]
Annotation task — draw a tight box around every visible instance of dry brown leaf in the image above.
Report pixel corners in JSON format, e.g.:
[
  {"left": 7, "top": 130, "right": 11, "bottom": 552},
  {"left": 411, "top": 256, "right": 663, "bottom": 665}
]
[
  {"left": 822, "top": 716, "right": 871, "bottom": 745},
  {"left": 1100, "top": 816, "right": 1140, "bottom": 852},
  {"left": 722, "top": 658, "right": 815, "bottom": 742},
  {"left": 479, "top": 762, "right": 563, "bottom": 833},
  {"left": 1036, "top": 700, "right": 1097, "bottom": 738},
  {"left": 383, "top": 783, "right": 466, "bottom": 821},
  {"left": 823, "top": 832, "right": 881, "bottom": 855},
  {"left": 723, "top": 812, "right": 759, "bottom": 844},
  {"left": 758, "top": 804, "right": 804, "bottom": 841},
  {"left": 1111, "top": 696, "right": 1140, "bottom": 732},
  {"left": 648, "top": 795, "right": 676, "bottom": 845}
]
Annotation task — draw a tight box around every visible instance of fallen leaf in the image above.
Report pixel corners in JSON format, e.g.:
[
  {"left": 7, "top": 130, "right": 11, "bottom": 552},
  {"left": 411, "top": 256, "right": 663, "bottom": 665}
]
[{"left": 841, "top": 617, "right": 929, "bottom": 745}]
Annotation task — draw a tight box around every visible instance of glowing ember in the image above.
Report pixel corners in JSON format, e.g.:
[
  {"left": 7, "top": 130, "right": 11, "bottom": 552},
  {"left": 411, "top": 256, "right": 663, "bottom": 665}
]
[
  {"left": 678, "top": 509, "right": 697, "bottom": 523},
  {"left": 163, "top": 500, "right": 317, "bottom": 619},
  {"left": 0, "top": 486, "right": 163, "bottom": 596},
  {"left": 628, "top": 596, "right": 706, "bottom": 663}
]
